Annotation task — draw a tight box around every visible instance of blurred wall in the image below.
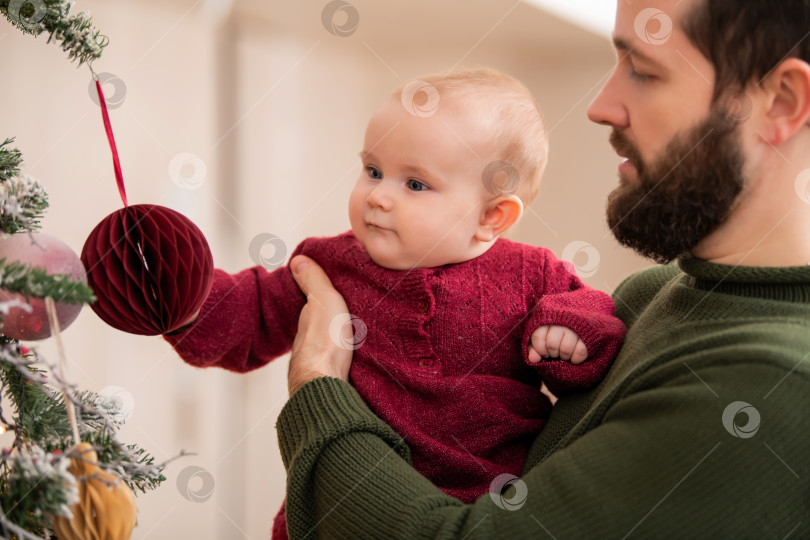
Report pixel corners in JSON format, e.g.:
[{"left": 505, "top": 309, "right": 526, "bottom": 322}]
[{"left": 0, "top": 0, "right": 650, "bottom": 538}]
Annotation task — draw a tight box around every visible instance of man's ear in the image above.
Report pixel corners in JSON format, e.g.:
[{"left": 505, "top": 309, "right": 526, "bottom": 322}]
[
  {"left": 474, "top": 195, "right": 524, "bottom": 242},
  {"left": 759, "top": 57, "right": 810, "bottom": 146}
]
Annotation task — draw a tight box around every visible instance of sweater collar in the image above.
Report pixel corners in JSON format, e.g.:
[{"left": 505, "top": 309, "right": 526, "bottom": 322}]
[{"left": 677, "top": 254, "right": 810, "bottom": 302}]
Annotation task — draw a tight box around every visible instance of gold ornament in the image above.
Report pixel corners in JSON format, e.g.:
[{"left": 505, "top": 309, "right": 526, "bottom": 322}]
[{"left": 52, "top": 443, "right": 137, "bottom": 540}]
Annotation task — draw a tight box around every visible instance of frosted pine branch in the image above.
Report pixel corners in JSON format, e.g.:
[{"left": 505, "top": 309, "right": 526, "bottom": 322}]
[
  {"left": 0, "top": 139, "right": 49, "bottom": 234},
  {"left": 4, "top": 446, "right": 79, "bottom": 519},
  {"left": 0, "top": 0, "right": 107, "bottom": 66},
  {"left": 0, "top": 174, "right": 49, "bottom": 234},
  {"left": 0, "top": 345, "right": 173, "bottom": 493},
  {"left": 0, "top": 139, "right": 22, "bottom": 184},
  {"left": 0, "top": 504, "right": 49, "bottom": 540},
  {"left": 0, "top": 257, "right": 95, "bottom": 305}
]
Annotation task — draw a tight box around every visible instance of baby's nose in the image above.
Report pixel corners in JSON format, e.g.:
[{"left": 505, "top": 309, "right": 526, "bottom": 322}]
[{"left": 367, "top": 184, "right": 394, "bottom": 210}]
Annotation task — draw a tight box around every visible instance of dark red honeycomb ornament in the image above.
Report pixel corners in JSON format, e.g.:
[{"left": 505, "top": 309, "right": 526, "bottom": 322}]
[{"left": 80, "top": 204, "right": 213, "bottom": 335}]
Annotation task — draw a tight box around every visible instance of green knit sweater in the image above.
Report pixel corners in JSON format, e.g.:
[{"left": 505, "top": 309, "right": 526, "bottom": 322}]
[{"left": 276, "top": 257, "right": 810, "bottom": 539}]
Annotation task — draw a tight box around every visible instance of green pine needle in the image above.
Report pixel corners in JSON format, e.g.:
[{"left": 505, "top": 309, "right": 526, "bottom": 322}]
[
  {"left": 0, "top": 359, "right": 71, "bottom": 446},
  {"left": 0, "top": 139, "right": 22, "bottom": 184}
]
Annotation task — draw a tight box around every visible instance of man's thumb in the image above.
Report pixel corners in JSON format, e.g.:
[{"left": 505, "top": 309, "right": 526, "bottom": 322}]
[
  {"left": 290, "top": 255, "right": 325, "bottom": 297},
  {"left": 291, "top": 254, "right": 310, "bottom": 274}
]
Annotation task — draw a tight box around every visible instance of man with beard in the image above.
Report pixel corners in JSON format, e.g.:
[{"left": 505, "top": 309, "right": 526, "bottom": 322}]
[{"left": 274, "top": 0, "right": 810, "bottom": 537}]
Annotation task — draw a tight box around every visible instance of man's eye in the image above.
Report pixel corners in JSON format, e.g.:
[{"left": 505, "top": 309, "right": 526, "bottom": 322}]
[
  {"left": 629, "top": 66, "right": 654, "bottom": 82},
  {"left": 407, "top": 179, "right": 428, "bottom": 191},
  {"left": 367, "top": 166, "right": 382, "bottom": 180}
]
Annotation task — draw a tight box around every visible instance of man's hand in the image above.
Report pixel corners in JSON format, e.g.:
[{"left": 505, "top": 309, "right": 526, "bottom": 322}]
[
  {"left": 529, "top": 325, "right": 588, "bottom": 364},
  {"left": 287, "top": 255, "right": 353, "bottom": 396}
]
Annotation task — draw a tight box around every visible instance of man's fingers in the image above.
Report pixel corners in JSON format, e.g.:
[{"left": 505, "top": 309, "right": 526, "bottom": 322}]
[
  {"left": 290, "top": 255, "right": 334, "bottom": 299},
  {"left": 287, "top": 255, "right": 353, "bottom": 395}
]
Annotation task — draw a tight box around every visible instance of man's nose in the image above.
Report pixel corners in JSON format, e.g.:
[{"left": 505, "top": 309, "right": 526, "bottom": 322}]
[{"left": 587, "top": 68, "right": 629, "bottom": 128}]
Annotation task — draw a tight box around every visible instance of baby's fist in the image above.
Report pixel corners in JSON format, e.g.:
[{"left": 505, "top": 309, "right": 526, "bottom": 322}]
[{"left": 529, "top": 325, "right": 588, "bottom": 365}]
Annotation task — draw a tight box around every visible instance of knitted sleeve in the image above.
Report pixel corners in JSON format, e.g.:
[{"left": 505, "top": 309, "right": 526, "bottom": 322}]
[
  {"left": 521, "top": 248, "right": 626, "bottom": 395},
  {"left": 277, "top": 357, "right": 810, "bottom": 539},
  {"left": 162, "top": 241, "right": 309, "bottom": 373}
]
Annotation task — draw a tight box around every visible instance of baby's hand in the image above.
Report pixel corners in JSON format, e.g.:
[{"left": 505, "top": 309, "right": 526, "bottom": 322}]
[{"left": 529, "top": 325, "right": 588, "bottom": 365}]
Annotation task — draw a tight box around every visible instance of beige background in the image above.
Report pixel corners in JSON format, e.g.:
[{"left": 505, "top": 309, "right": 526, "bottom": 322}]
[{"left": 0, "top": 0, "right": 650, "bottom": 538}]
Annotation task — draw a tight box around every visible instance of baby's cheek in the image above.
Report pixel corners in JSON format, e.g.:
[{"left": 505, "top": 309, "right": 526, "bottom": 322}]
[
  {"left": 410, "top": 204, "right": 443, "bottom": 232},
  {"left": 347, "top": 193, "right": 364, "bottom": 230},
  {"left": 402, "top": 216, "right": 437, "bottom": 244}
]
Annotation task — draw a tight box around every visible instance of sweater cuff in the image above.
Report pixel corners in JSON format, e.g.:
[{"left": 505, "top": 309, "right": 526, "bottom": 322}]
[
  {"left": 162, "top": 269, "right": 240, "bottom": 361},
  {"left": 276, "top": 377, "right": 410, "bottom": 470},
  {"left": 163, "top": 306, "right": 226, "bottom": 351}
]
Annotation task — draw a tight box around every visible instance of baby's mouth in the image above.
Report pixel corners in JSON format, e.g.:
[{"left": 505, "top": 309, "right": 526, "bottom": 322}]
[{"left": 367, "top": 221, "right": 393, "bottom": 232}]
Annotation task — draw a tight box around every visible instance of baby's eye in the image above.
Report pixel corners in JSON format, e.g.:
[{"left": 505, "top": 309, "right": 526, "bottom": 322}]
[
  {"left": 407, "top": 179, "right": 428, "bottom": 191},
  {"left": 366, "top": 166, "right": 382, "bottom": 180}
]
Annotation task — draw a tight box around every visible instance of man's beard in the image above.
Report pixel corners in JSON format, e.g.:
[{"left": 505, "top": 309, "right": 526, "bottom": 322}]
[{"left": 606, "top": 111, "right": 746, "bottom": 264}]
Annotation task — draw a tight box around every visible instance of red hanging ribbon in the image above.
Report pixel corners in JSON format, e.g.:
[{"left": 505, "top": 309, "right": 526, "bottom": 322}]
[{"left": 95, "top": 79, "right": 128, "bottom": 207}]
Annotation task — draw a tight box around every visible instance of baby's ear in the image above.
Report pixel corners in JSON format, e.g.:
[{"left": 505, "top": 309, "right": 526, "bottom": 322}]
[{"left": 475, "top": 195, "right": 524, "bottom": 242}]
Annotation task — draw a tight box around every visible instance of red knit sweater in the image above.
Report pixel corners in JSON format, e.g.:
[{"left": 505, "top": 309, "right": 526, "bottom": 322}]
[{"left": 165, "top": 231, "right": 624, "bottom": 503}]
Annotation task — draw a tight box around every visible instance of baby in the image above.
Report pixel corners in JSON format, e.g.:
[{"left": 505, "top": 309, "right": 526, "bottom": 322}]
[{"left": 164, "top": 68, "right": 625, "bottom": 537}]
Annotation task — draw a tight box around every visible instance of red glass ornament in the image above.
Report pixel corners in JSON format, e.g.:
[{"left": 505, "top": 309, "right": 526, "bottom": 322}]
[
  {"left": 0, "top": 233, "right": 87, "bottom": 341},
  {"left": 80, "top": 204, "right": 213, "bottom": 335}
]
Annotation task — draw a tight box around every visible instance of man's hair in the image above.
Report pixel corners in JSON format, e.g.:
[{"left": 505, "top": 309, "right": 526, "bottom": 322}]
[
  {"left": 684, "top": 1, "right": 810, "bottom": 100},
  {"left": 395, "top": 68, "right": 549, "bottom": 205}
]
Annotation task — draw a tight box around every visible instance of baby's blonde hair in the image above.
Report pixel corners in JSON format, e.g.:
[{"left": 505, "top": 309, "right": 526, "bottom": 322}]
[{"left": 395, "top": 67, "right": 549, "bottom": 205}]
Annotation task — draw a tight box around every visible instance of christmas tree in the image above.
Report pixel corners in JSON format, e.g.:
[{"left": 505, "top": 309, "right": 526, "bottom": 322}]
[{"left": 0, "top": 2, "right": 170, "bottom": 538}]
